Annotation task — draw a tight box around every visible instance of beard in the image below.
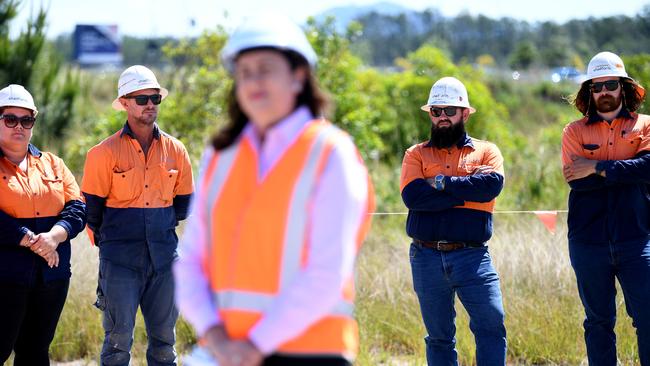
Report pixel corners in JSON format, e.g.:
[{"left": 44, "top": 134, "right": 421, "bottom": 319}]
[
  {"left": 430, "top": 118, "right": 466, "bottom": 149},
  {"left": 595, "top": 94, "right": 622, "bottom": 113}
]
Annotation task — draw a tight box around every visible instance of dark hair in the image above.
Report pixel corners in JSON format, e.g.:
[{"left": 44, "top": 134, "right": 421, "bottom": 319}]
[
  {"left": 211, "top": 48, "right": 331, "bottom": 151},
  {"left": 571, "top": 78, "right": 646, "bottom": 116}
]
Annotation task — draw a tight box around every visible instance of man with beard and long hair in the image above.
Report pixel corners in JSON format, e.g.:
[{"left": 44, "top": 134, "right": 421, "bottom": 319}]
[
  {"left": 82, "top": 65, "right": 194, "bottom": 365},
  {"left": 400, "top": 77, "right": 507, "bottom": 365},
  {"left": 562, "top": 51, "right": 650, "bottom": 365}
]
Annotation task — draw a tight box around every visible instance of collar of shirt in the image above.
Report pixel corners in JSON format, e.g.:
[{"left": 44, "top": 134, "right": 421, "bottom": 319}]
[
  {"left": 424, "top": 132, "right": 474, "bottom": 150},
  {"left": 587, "top": 108, "right": 632, "bottom": 125},
  {"left": 243, "top": 105, "right": 314, "bottom": 180},
  {"left": 0, "top": 143, "right": 42, "bottom": 159},
  {"left": 120, "top": 121, "right": 161, "bottom": 140}
]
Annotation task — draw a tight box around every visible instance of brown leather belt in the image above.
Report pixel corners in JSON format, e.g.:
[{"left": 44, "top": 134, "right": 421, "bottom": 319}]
[{"left": 413, "top": 238, "right": 483, "bottom": 251}]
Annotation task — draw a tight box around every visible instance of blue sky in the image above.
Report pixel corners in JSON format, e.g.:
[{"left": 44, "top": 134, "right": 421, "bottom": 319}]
[{"left": 11, "top": 0, "right": 650, "bottom": 38}]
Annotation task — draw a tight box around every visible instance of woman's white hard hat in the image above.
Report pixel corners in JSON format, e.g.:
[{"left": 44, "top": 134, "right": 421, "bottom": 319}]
[{"left": 221, "top": 13, "right": 317, "bottom": 74}]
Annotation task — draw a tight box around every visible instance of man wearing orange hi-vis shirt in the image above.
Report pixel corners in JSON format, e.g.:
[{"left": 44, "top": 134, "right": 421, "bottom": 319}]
[
  {"left": 81, "top": 65, "right": 193, "bottom": 366},
  {"left": 400, "top": 77, "right": 507, "bottom": 366},
  {"left": 562, "top": 51, "right": 650, "bottom": 365}
]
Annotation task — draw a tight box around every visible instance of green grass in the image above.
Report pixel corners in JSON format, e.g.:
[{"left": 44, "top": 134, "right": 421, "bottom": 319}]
[{"left": 43, "top": 214, "right": 641, "bottom": 365}]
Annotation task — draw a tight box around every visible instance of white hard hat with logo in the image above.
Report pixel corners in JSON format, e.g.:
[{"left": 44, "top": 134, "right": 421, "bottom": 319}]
[
  {"left": 421, "top": 76, "right": 476, "bottom": 114},
  {"left": 112, "top": 65, "right": 169, "bottom": 111},
  {"left": 221, "top": 13, "right": 317, "bottom": 74},
  {"left": 0, "top": 84, "right": 38, "bottom": 116},
  {"left": 584, "top": 51, "right": 645, "bottom": 99}
]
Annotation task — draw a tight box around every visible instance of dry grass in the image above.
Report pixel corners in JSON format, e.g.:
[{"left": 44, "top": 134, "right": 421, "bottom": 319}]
[{"left": 39, "top": 214, "right": 641, "bottom": 365}]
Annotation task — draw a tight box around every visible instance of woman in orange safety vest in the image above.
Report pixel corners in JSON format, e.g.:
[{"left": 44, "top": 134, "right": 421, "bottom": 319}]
[{"left": 174, "top": 14, "right": 374, "bottom": 366}]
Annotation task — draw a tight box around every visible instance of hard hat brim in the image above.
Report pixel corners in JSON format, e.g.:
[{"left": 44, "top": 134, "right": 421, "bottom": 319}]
[{"left": 420, "top": 104, "right": 477, "bottom": 114}]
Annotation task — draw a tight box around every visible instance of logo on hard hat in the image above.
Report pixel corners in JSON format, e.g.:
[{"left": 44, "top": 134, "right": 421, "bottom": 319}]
[
  {"left": 8, "top": 96, "right": 28, "bottom": 102},
  {"left": 593, "top": 64, "right": 612, "bottom": 72}
]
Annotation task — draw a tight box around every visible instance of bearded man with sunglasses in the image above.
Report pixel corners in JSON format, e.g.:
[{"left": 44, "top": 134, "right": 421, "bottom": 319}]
[
  {"left": 400, "top": 77, "right": 507, "bottom": 365},
  {"left": 81, "top": 65, "right": 193, "bottom": 366},
  {"left": 562, "top": 51, "right": 650, "bottom": 365}
]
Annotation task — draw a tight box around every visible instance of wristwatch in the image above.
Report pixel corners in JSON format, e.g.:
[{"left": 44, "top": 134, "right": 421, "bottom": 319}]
[{"left": 434, "top": 174, "right": 445, "bottom": 191}]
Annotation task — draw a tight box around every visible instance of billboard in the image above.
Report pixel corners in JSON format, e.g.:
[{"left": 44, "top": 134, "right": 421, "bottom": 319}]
[{"left": 73, "top": 24, "right": 122, "bottom": 66}]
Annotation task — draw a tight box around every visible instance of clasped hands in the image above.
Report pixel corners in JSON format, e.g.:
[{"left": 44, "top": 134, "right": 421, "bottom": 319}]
[
  {"left": 20, "top": 230, "right": 60, "bottom": 268},
  {"left": 203, "top": 325, "right": 264, "bottom": 366}
]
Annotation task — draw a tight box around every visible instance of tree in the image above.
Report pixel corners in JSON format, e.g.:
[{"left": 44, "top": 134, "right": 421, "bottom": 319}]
[{"left": 0, "top": 0, "right": 80, "bottom": 157}]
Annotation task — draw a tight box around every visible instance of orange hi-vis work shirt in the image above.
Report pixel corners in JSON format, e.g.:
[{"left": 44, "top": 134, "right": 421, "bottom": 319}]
[
  {"left": 81, "top": 123, "right": 193, "bottom": 270},
  {"left": 0, "top": 144, "right": 86, "bottom": 283},
  {"left": 200, "top": 120, "right": 373, "bottom": 358},
  {"left": 400, "top": 134, "right": 504, "bottom": 244},
  {"left": 562, "top": 110, "right": 650, "bottom": 243}
]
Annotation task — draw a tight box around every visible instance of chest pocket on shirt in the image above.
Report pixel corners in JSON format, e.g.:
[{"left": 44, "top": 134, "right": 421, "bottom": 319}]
[
  {"left": 158, "top": 165, "right": 178, "bottom": 202},
  {"left": 423, "top": 163, "right": 442, "bottom": 178},
  {"left": 111, "top": 168, "right": 139, "bottom": 201},
  {"left": 41, "top": 176, "right": 65, "bottom": 199},
  {"left": 582, "top": 143, "right": 601, "bottom": 157}
]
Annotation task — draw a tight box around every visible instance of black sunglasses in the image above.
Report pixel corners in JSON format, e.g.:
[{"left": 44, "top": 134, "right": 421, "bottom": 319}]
[
  {"left": 590, "top": 80, "right": 620, "bottom": 93},
  {"left": 1, "top": 114, "right": 36, "bottom": 129},
  {"left": 123, "top": 94, "right": 162, "bottom": 106},
  {"left": 430, "top": 106, "right": 458, "bottom": 117}
]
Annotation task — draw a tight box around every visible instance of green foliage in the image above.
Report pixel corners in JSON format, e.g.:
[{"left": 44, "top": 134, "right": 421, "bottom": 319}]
[{"left": 0, "top": 0, "right": 80, "bottom": 157}]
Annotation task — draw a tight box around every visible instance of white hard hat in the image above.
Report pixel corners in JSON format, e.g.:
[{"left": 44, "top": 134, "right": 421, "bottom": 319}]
[
  {"left": 221, "top": 13, "right": 317, "bottom": 74},
  {"left": 0, "top": 84, "right": 38, "bottom": 116},
  {"left": 421, "top": 77, "right": 476, "bottom": 114},
  {"left": 583, "top": 51, "right": 645, "bottom": 99},
  {"left": 112, "top": 65, "right": 168, "bottom": 110},
  {"left": 585, "top": 51, "right": 628, "bottom": 80}
]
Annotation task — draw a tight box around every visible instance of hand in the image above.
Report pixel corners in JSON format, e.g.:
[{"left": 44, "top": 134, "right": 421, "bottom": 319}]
[
  {"left": 425, "top": 177, "right": 435, "bottom": 186},
  {"left": 19, "top": 230, "right": 34, "bottom": 247},
  {"left": 30, "top": 231, "right": 60, "bottom": 257},
  {"left": 202, "top": 325, "right": 239, "bottom": 366},
  {"left": 42, "top": 250, "right": 60, "bottom": 268},
  {"left": 563, "top": 155, "right": 599, "bottom": 182},
  {"left": 228, "top": 340, "right": 263, "bottom": 366},
  {"left": 471, "top": 165, "right": 494, "bottom": 175}
]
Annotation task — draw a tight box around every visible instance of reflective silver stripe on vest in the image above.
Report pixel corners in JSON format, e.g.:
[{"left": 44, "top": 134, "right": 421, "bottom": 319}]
[
  {"left": 205, "top": 143, "right": 241, "bottom": 252},
  {"left": 279, "top": 124, "right": 339, "bottom": 289},
  {"left": 213, "top": 290, "right": 353, "bottom": 317}
]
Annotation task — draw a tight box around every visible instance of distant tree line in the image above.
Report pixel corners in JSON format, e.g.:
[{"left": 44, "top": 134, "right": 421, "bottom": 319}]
[{"left": 351, "top": 6, "right": 650, "bottom": 68}]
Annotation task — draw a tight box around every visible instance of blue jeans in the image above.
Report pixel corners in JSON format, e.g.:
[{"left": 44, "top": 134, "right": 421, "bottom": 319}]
[
  {"left": 569, "top": 238, "right": 650, "bottom": 366},
  {"left": 97, "top": 259, "right": 178, "bottom": 366},
  {"left": 409, "top": 243, "right": 506, "bottom": 366}
]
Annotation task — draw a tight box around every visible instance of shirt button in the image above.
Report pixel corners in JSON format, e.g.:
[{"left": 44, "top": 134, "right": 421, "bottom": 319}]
[
  {"left": 36, "top": 212, "right": 40, "bottom": 216},
  {"left": 446, "top": 165, "right": 450, "bottom": 168},
  {"left": 122, "top": 174, "right": 126, "bottom": 178},
  {"left": 609, "top": 142, "right": 613, "bottom": 146},
  {"left": 145, "top": 202, "right": 149, "bottom": 206},
  {"left": 145, "top": 185, "right": 148, "bottom": 188}
]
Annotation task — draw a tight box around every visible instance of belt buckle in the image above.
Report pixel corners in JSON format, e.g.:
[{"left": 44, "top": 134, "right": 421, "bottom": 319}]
[{"left": 436, "top": 240, "right": 449, "bottom": 251}]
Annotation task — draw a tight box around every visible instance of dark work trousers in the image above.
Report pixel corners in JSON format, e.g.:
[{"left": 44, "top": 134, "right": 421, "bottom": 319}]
[
  {"left": 0, "top": 278, "right": 70, "bottom": 366},
  {"left": 263, "top": 355, "right": 351, "bottom": 366}
]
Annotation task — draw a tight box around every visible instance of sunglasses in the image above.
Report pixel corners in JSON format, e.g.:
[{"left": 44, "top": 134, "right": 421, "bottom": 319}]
[
  {"left": 1, "top": 114, "right": 36, "bottom": 129},
  {"left": 590, "top": 80, "right": 620, "bottom": 93},
  {"left": 430, "top": 106, "right": 458, "bottom": 117},
  {"left": 123, "top": 94, "right": 162, "bottom": 106}
]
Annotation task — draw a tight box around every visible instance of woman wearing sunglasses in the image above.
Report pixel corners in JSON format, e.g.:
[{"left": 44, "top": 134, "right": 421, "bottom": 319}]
[
  {"left": 174, "top": 14, "right": 374, "bottom": 366},
  {"left": 0, "top": 84, "right": 86, "bottom": 365}
]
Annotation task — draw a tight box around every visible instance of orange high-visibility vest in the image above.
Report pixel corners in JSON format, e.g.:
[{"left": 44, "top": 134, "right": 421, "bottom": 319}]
[{"left": 201, "top": 119, "right": 373, "bottom": 358}]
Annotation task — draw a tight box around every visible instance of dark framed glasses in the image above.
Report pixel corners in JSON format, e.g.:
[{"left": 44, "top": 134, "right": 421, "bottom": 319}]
[
  {"left": 123, "top": 94, "right": 162, "bottom": 106},
  {"left": 430, "top": 106, "right": 458, "bottom": 117},
  {"left": 590, "top": 80, "right": 620, "bottom": 93},
  {"left": 1, "top": 114, "right": 36, "bottom": 129}
]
